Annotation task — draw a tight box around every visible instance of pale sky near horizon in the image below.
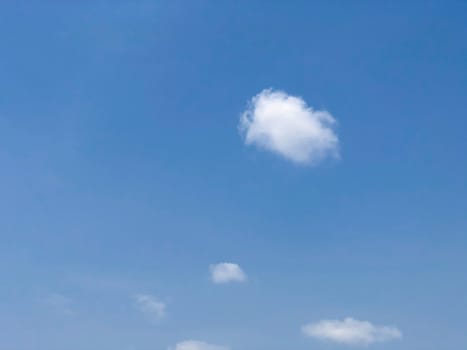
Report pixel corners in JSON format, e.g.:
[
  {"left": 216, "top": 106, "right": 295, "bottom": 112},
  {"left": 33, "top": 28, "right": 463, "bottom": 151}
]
[{"left": 1, "top": 1, "right": 467, "bottom": 349}]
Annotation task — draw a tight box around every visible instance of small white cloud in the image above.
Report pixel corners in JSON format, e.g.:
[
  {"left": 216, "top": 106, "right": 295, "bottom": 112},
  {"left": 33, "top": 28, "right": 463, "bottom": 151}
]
[
  {"left": 302, "top": 317, "right": 402, "bottom": 345},
  {"left": 170, "top": 340, "right": 229, "bottom": 350},
  {"left": 134, "top": 294, "right": 166, "bottom": 319},
  {"left": 210, "top": 263, "right": 247, "bottom": 284},
  {"left": 239, "top": 88, "right": 339, "bottom": 165},
  {"left": 44, "top": 293, "right": 74, "bottom": 315}
]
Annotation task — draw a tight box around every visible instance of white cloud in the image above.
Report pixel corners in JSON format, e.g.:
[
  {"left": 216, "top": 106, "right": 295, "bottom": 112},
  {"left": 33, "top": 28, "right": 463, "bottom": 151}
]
[
  {"left": 134, "top": 294, "right": 166, "bottom": 319},
  {"left": 44, "top": 293, "right": 74, "bottom": 315},
  {"left": 170, "top": 340, "right": 229, "bottom": 350},
  {"left": 210, "top": 263, "right": 247, "bottom": 284},
  {"left": 239, "top": 89, "right": 339, "bottom": 165},
  {"left": 302, "top": 317, "right": 402, "bottom": 345}
]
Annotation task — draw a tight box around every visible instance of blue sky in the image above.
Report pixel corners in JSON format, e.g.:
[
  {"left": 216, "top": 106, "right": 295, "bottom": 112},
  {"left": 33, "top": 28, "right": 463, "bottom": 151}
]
[{"left": 0, "top": 1, "right": 466, "bottom": 349}]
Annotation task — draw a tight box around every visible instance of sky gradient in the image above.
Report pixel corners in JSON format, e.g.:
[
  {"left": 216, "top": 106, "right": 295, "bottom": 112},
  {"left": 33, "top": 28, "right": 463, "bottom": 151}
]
[{"left": 0, "top": 1, "right": 466, "bottom": 349}]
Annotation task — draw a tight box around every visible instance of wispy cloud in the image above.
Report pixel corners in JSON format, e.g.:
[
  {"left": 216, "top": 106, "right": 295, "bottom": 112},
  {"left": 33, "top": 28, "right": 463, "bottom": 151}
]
[
  {"left": 170, "top": 340, "right": 229, "bottom": 350},
  {"left": 210, "top": 263, "right": 247, "bottom": 284},
  {"left": 302, "top": 317, "right": 402, "bottom": 345},
  {"left": 43, "top": 293, "right": 74, "bottom": 315},
  {"left": 134, "top": 294, "right": 166, "bottom": 320},
  {"left": 240, "top": 89, "right": 339, "bottom": 165}
]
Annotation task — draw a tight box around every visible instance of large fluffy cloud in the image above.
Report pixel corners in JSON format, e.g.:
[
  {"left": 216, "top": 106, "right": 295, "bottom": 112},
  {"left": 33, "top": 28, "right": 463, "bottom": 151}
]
[
  {"left": 134, "top": 294, "right": 166, "bottom": 319},
  {"left": 239, "top": 89, "right": 339, "bottom": 165},
  {"left": 302, "top": 317, "right": 402, "bottom": 345},
  {"left": 210, "top": 262, "right": 247, "bottom": 284},
  {"left": 170, "top": 340, "right": 229, "bottom": 350}
]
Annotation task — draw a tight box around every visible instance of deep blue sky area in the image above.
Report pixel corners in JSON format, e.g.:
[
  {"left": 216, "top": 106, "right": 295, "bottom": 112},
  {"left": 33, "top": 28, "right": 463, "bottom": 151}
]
[{"left": 0, "top": 1, "right": 466, "bottom": 350}]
